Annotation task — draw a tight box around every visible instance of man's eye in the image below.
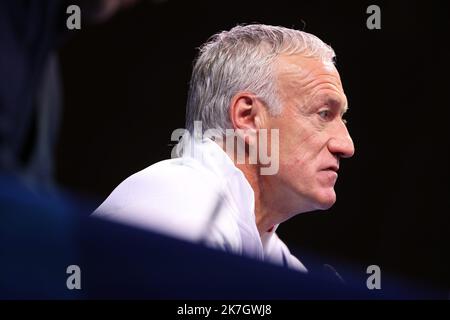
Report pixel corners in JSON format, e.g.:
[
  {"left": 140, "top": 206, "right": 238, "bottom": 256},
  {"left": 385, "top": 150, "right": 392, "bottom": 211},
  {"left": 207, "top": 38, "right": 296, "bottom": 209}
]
[{"left": 318, "top": 110, "right": 331, "bottom": 120}]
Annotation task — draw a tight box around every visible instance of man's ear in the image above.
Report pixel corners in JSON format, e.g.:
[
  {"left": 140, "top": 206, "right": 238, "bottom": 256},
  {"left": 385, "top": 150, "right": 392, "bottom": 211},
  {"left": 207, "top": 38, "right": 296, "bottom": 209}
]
[{"left": 229, "top": 93, "right": 266, "bottom": 145}]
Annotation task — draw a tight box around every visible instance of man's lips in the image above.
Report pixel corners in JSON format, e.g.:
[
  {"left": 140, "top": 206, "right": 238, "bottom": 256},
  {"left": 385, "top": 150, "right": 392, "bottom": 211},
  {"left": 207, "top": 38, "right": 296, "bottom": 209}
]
[
  {"left": 320, "top": 164, "right": 339, "bottom": 172},
  {"left": 318, "top": 164, "right": 339, "bottom": 183}
]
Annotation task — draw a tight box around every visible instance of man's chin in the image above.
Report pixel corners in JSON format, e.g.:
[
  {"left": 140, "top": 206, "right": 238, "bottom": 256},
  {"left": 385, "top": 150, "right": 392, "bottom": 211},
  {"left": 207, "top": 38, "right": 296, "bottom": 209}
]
[{"left": 313, "top": 190, "right": 336, "bottom": 210}]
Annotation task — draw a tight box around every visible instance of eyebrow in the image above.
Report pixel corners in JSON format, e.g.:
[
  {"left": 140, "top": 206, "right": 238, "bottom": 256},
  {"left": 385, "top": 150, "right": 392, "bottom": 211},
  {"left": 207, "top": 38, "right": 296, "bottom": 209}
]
[{"left": 322, "top": 96, "right": 348, "bottom": 115}]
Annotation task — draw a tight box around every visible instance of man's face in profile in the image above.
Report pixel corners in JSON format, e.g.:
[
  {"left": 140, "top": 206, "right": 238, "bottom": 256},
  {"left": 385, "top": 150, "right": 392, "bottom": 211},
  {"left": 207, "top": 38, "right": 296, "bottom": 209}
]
[{"left": 265, "top": 55, "right": 355, "bottom": 217}]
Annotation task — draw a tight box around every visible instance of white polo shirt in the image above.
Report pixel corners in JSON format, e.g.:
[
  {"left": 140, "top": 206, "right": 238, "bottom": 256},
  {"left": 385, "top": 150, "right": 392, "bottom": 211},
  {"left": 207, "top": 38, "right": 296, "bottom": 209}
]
[{"left": 93, "top": 138, "right": 307, "bottom": 273}]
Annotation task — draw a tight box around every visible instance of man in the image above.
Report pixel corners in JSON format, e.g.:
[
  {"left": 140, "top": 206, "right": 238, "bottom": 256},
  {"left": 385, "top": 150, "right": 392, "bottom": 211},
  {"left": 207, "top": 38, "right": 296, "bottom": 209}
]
[{"left": 93, "top": 24, "right": 354, "bottom": 273}]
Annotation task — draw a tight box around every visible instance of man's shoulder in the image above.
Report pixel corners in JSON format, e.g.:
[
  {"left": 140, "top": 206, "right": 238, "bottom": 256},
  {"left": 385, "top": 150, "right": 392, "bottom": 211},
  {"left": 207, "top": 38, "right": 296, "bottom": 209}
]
[
  {"left": 105, "top": 157, "right": 223, "bottom": 200},
  {"left": 92, "top": 157, "right": 235, "bottom": 242},
  {"left": 139, "top": 154, "right": 214, "bottom": 176}
]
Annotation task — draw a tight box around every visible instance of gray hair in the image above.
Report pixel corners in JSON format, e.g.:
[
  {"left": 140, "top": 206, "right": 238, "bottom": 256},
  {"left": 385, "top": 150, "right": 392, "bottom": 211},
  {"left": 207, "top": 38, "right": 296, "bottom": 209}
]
[{"left": 185, "top": 24, "right": 336, "bottom": 134}]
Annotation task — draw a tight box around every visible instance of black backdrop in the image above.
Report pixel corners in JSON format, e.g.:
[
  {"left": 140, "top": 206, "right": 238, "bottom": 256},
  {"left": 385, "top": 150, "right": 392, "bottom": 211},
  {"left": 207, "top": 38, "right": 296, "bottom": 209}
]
[{"left": 57, "top": 0, "right": 450, "bottom": 293}]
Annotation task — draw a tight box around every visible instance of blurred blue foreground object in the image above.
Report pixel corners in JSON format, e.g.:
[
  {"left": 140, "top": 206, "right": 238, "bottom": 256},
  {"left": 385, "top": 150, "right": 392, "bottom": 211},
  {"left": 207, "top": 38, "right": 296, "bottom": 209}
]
[{"left": 0, "top": 174, "right": 441, "bottom": 299}]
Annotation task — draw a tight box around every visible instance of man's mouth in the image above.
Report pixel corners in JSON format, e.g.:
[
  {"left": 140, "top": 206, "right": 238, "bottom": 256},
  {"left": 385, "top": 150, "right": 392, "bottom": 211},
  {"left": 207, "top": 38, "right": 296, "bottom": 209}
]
[
  {"left": 318, "top": 165, "right": 339, "bottom": 183},
  {"left": 321, "top": 164, "right": 339, "bottom": 173}
]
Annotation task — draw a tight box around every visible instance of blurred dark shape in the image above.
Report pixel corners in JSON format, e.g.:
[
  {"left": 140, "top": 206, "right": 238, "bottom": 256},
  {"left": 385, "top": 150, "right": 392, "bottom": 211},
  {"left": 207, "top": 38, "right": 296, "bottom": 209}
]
[
  {"left": 0, "top": 174, "right": 443, "bottom": 299},
  {"left": 0, "top": 0, "right": 143, "bottom": 191},
  {"left": 0, "top": 1, "right": 67, "bottom": 189}
]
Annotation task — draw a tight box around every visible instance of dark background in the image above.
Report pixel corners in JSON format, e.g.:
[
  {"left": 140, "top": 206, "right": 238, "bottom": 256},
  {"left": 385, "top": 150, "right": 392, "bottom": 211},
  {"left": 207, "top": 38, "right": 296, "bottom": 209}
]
[{"left": 56, "top": 0, "right": 449, "bottom": 292}]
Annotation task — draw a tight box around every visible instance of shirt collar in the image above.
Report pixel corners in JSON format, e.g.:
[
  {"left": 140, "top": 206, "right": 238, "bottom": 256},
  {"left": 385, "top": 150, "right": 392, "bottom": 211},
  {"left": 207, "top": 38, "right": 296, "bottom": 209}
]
[
  {"left": 182, "top": 137, "right": 255, "bottom": 217},
  {"left": 181, "top": 137, "right": 278, "bottom": 256}
]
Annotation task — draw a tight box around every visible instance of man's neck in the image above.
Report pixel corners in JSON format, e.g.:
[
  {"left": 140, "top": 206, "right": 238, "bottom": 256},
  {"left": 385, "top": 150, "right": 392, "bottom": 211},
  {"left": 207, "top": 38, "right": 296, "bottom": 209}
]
[
  {"left": 216, "top": 138, "right": 292, "bottom": 236},
  {"left": 235, "top": 162, "right": 281, "bottom": 236}
]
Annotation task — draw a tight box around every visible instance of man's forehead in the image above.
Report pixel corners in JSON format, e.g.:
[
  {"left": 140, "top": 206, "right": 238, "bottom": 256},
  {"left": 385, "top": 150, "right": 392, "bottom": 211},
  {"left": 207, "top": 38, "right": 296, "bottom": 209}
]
[{"left": 276, "top": 55, "right": 346, "bottom": 104}]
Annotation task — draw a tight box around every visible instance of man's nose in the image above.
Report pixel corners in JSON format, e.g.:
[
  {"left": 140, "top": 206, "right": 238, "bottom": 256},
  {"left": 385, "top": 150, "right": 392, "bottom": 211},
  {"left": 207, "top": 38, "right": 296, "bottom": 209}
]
[{"left": 328, "top": 122, "right": 355, "bottom": 159}]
